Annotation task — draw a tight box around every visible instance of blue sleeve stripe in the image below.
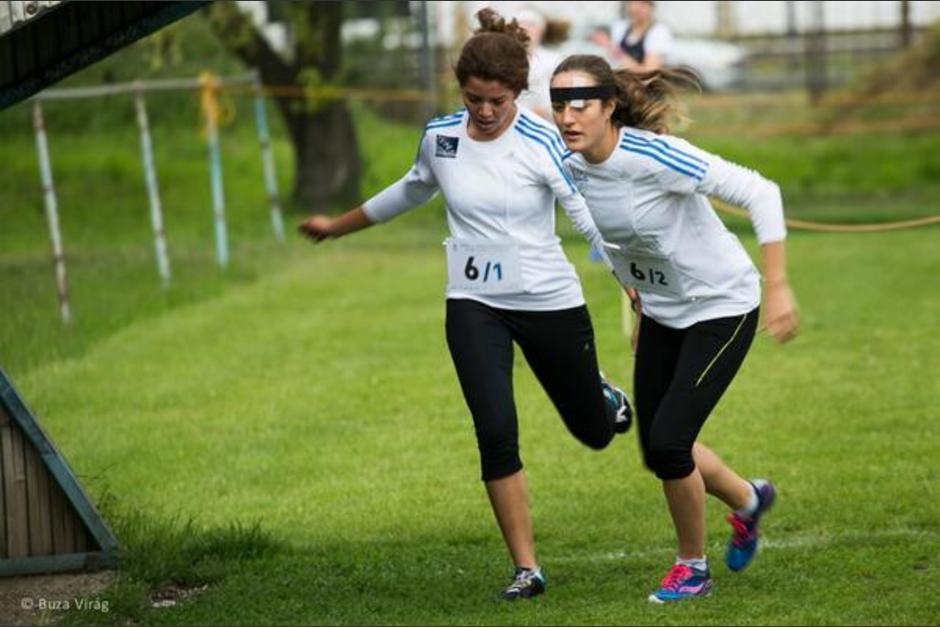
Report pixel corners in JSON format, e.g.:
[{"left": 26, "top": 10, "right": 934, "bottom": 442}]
[
  {"left": 517, "top": 114, "right": 568, "bottom": 155},
  {"left": 561, "top": 151, "right": 573, "bottom": 161},
  {"left": 515, "top": 125, "right": 577, "bottom": 193},
  {"left": 425, "top": 119, "right": 462, "bottom": 131},
  {"left": 517, "top": 113, "right": 568, "bottom": 158},
  {"left": 621, "top": 135, "right": 707, "bottom": 176},
  {"left": 619, "top": 143, "right": 703, "bottom": 181},
  {"left": 417, "top": 110, "right": 464, "bottom": 163},
  {"left": 623, "top": 132, "right": 709, "bottom": 171},
  {"left": 430, "top": 109, "right": 464, "bottom": 122},
  {"left": 518, "top": 113, "right": 567, "bottom": 154},
  {"left": 516, "top": 116, "right": 566, "bottom": 161},
  {"left": 650, "top": 137, "right": 708, "bottom": 167},
  {"left": 425, "top": 109, "right": 465, "bottom": 129},
  {"left": 621, "top": 135, "right": 707, "bottom": 175}
]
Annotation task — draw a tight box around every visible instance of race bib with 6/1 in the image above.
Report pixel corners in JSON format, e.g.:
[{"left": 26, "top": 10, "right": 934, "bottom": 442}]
[
  {"left": 603, "top": 242, "right": 686, "bottom": 299},
  {"left": 445, "top": 238, "right": 523, "bottom": 295}
]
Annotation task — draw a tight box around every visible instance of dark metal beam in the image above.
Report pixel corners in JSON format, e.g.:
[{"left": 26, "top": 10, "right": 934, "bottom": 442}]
[{"left": 0, "top": 1, "right": 210, "bottom": 111}]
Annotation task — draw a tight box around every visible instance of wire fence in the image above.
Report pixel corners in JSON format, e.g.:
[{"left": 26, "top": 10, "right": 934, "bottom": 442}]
[
  {"left": 29, "top": 72, "right": 282, "bottom": 323},
  {"left": 19, "top": 69, "right": 940, "bottom": 324}
]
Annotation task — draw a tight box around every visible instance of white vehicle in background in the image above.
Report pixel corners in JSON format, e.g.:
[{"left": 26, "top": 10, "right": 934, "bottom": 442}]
[
  {"left": 555, "top": 26, "right": 748, "bottom": 92},
  {"left": 668, "top": 37, "right": 748, "bottom": 91}
]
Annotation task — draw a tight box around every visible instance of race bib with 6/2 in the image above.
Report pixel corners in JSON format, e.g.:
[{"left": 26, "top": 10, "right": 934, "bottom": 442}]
[
  {"left": 445, "top": 238, "right": 523, "bottom": 295},
  {"left": 603, "top": 242, "right": 686, "bottom": 299}
]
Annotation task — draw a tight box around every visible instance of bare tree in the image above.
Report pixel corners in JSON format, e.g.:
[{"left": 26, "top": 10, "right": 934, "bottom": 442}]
[{"left": 205, "top": 1, "right": 361, "bottom": 213}]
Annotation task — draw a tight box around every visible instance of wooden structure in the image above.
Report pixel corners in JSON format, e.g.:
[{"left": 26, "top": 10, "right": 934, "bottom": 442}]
[
  {"left": 0, "top": 0, "right": 209, "bottom": 110},
  {"left": 0, "top": 368, "right": 118, "bottom": 575}
]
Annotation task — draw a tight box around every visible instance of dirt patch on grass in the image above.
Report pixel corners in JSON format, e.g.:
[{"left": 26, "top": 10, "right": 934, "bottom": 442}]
[{"left": 150, "top": 582, "right": 209, "bottom": 608}]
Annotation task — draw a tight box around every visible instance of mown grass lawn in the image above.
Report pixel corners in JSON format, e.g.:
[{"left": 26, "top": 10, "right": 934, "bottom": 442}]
[
  {"left": 2, "top": 80, "right": 938, "bottom": 625},
  {"left": 3, "top": 221, "right": 934, "bottom": 625}
]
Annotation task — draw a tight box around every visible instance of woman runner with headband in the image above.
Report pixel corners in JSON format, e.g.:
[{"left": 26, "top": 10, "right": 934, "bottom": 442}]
[
  {"left": 299, "top": 13, "right": 632, "bottom": 601},
  {"left": 549, "top": 55, "right": 799, "bottom": 603}
]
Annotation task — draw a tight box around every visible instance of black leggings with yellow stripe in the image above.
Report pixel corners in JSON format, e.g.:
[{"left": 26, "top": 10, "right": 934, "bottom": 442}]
[{"left": 634, "top": 308, "right": 758, "bottom": 480}]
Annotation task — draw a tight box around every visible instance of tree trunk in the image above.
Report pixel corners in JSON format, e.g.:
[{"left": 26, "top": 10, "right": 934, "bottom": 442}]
[
  {"left": 287, "top": 100, "right": 361, "bottom": 212},
  {"left": 205, "top": 1, "right": 361, "bottom": 214}
]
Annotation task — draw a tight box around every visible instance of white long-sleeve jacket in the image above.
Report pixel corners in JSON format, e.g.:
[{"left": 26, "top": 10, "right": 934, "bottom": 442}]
[
  {"left": 364, "top": 106, "right": 608, "bottom": 311},
  {"left": 565, "top": 126, "right": 786, "bottom": 328}
]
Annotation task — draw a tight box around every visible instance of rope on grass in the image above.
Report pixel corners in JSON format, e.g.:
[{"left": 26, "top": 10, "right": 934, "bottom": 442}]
[{"left": 712, "top": 200, "right": 940, "bottom": 233}]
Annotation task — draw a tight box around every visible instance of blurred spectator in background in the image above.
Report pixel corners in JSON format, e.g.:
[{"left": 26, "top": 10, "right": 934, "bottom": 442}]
[
  {"left": 588, "top": 24, "right": 615, "bottom": 61},
  {"left": 516, "top": 7, "right": 569, "bottom": 121},
  {"left": 610, "top": 1, "right": 674, "bottom": 71}
]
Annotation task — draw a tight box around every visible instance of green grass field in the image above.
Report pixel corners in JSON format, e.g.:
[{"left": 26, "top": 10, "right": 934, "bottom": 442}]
[
  {"left": 6, "top": 226, "right": 938, "bottom": 625},
  {"left": 2, "top": 68, "right": 939, "bottom": 624}
]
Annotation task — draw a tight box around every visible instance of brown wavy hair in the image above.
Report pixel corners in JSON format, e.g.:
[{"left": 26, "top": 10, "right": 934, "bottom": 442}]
[
  {"left": 552, "top": 54, "right": 701, "bottom": 134},
  {"left": 542, "top": 19, "right": 571, "bottom": 46},
  {"left": 455, "top": 8, "right": 531, "bottom": 94}
]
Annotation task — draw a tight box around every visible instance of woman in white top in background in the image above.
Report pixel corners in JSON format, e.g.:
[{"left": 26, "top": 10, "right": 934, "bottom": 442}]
[
  {"left": 298, "top": 12, "right": 632, "bottom": 602},
  {"left": 610, "top": 0, "right": 674, "bottom": 71},
  {"left": 549, "top": 55, "right": 799, "bottom": 603},
  {"left": 515, "top": 7, "right": 564, "bottom": 121}
]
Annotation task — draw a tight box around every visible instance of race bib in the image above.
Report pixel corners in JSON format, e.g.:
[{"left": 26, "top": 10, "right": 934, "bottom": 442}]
[
  {"left": 445, "top": 238, "right": 523, "bottom": 294},
  {"left": 603, "top": 242, "right": 686, "bottom": 298}
]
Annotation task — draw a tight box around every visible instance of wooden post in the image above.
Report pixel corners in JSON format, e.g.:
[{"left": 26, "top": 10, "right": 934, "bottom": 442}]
[
  {"left": 32, "top": 100, "right": 71, "bottom": 324},
  {"left": 24, "top": 438, "right": 53, "bottom": 556},
  {"left": 0, "top": 407, "right": 8, "bottom": 558},
  {"left": 200, "top": 72, "right": 229, "bottom": 268},
  {"left": 417, "top": 1, "right": 436, "bottom": 119},
  {"left": 48, "top": 476, "right": 70, "bottom": 554},
  {"left": 2, "top": 423, "right": 29, "bottom": 558},
  {"left": 715, "top": 0, "right": 736, "bottom": 39},
  {"left": 0, "top": 367, "right": 121, "bottom": 573},
  {"left": 134, "top": 86, "right": 172, "bottom": 285},
  {"left": 785, "top": 0, "right": 800, "bottom": 78},
  {"left": 900, "top": 0, "right": 912, "bottom": 48},
  {"left": 804, "top": 0, "right": 828, "bottom": 104},
  {"left": 253, "top": 75, "right": 285, "bottom": 243}
]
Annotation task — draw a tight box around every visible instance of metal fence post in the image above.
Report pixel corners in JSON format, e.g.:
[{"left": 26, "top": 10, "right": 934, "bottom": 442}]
[
  {"left": 200, "top": 71, "right": 229, "bottom": 268},
  {"left": 32, "top": 100, "right": 71, "bottom": 324},
  {"left": 134, "top": 85, "right": 172, "bottom": 285},
  {"left": 253, "top": 74, "right": 285, "bottom": 242}
]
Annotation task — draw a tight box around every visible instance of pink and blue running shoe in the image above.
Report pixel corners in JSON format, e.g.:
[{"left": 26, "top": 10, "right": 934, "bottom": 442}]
[
  {"left": 725, "top": 479, "right": 776, "bottom": 572},
  {"left": 648, "top": 563, "right": 712, "bottom": 603}
]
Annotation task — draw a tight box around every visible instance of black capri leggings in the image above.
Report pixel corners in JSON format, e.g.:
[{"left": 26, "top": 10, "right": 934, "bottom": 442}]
[
  {"left": 634, "top": 308, "right": 759, "bottom": 481},
  {"left": 445, "top": 298, "right": 615, "bottom": 482}
]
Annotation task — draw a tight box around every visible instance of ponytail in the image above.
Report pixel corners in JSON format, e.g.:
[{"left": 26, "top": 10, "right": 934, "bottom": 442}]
[
  {"left": 473, "top": 7, "right": 530, "bottom": 45},
  {"left": 455, "top": 9, "right": 530, "bottom": 93},
  {"left": 611, "top": 67, "right": 701, "bottom": 134},
  {"left": 553, "top": 55, "right": 701, "bottom": 134}
]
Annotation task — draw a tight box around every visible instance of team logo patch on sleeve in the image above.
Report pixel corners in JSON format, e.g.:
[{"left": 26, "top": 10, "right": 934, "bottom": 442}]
[{"left": 435, "top": 135, "right": 459, "bottom": 158}]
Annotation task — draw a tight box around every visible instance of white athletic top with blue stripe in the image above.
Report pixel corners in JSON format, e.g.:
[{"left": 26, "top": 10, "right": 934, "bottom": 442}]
[
  {"left": 564, "top": 126, "right": 787, "bottom": 328},
  {"left": 363, "top": 106, "right": 608, "bottom": 311}
]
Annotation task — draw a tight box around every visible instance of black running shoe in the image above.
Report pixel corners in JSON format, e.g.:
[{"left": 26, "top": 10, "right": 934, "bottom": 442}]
[
  {"left": 601, "top": 375, "right": 633, "bottom": 434},
  {"left": 502, "top": 566, "right": 546, "bottom": 600}
]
